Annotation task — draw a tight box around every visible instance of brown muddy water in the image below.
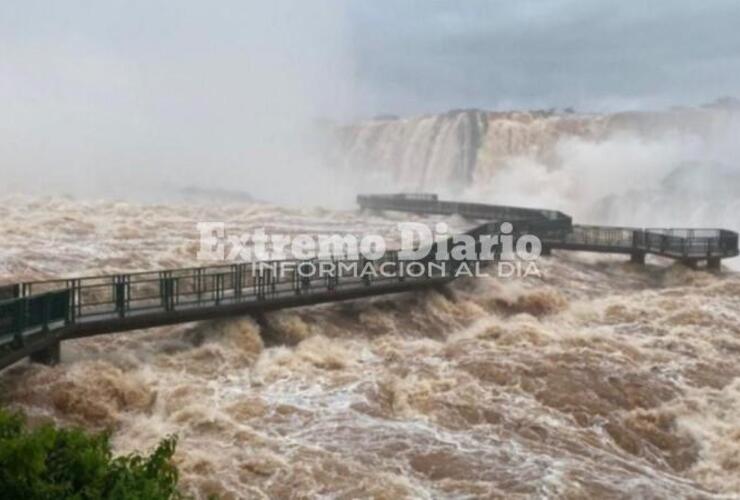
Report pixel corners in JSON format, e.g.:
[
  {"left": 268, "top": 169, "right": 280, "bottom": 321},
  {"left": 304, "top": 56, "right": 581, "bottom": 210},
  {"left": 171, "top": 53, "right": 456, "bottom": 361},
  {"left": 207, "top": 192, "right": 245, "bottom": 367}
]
[{"left": 1, "top": 196, "right": 739, "bottom": 499}]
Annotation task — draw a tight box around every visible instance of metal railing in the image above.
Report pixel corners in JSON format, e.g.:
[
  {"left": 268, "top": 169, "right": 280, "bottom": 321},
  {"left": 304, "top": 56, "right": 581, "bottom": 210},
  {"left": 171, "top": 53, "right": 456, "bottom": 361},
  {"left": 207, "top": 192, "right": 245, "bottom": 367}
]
[
  {"left": 1, "top": 193, "right": 738, "bottom": 369},
  {"left": 0, "top": 290, "right": 71, "bottom": 347},
  {"left": 547, "top": 225, "right": 739, "bottom": 258},
  {"left": 552, "top": 225, "right": 636, "bottom": 250},
  {"left": 636, "top": 229, "right": 738, "bottom": 258},
  {"left": 357, "top": 194, "right": 573, "bottom": 228},
  {"left": 359, "top": 194, "right": 739, "bottom": 260},
  {"left": 0, "top": 250, "right": 456, "bottom": 359}
]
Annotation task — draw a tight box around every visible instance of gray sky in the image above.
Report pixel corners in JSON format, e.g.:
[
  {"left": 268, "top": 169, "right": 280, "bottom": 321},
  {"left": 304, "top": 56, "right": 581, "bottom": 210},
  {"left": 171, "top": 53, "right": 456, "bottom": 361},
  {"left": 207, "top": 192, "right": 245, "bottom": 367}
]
[
  {"left": 0, "top": 1, "right": 353, "bottom": 198},
  {"left": 348, "top": 0, "right": 740, "bottom": 114},
  {"left": 1, "top": 1, "right": 739, "bottom": 198}
]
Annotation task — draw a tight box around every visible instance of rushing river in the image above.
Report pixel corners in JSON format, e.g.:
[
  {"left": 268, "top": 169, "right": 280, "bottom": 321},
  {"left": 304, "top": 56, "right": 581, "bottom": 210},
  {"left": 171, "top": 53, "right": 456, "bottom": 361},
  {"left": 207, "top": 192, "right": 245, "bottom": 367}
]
[{"left": 1, "top": 195, "right": 739, "bottom": 498}]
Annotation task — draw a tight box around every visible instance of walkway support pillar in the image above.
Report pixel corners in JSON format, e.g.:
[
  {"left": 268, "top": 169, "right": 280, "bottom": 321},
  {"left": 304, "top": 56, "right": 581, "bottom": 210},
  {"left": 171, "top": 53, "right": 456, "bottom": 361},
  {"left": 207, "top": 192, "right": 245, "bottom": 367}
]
[
  {"left": 29, "top": 341, "right": 61, "bottom": 366},
  {"left": 682, "top": 259, "right": 698, "bottom": 269},
  {"left": 630, "top": 251, "right": 645, "bottom": 264},
  {"left": 707, "top": 257, "right": 721, "bottom": 270}
]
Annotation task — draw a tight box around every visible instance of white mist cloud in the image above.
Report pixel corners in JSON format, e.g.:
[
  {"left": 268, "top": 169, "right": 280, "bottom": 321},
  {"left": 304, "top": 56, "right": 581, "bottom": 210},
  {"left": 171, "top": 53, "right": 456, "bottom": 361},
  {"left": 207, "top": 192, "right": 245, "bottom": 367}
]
[
  {"left": 0, "top": 1, "right": 356, "bottom": 204},
  {"left": 478, "top": 133, "right": 704, "bottom": 221},
  {"left": 464, "top": 115, "right": 740, "bottom": 267}
]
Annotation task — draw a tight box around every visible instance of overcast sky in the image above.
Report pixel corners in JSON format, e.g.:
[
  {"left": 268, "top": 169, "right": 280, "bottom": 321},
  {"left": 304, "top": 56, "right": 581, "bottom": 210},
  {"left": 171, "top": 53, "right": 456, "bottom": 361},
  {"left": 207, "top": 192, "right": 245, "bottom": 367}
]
[
  {"left": 1, "top": 1, "right": 739, "bottom": 198},
  {"left": 347, "top": 0, "right": 740, "bottom": 115}
]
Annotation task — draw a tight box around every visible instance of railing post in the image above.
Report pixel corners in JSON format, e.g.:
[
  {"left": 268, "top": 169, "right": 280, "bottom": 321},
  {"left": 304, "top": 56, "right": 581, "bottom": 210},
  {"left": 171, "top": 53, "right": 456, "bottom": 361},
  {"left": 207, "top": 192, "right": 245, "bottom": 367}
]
[
  {"left": 361, "top": 257, "right": 371, "bottom": 286},
  {"left": 159, "top": 273, "right": 165, "bottom": 309},
  {"left": 256, "top": 269, "right": 265, "bottom": 300},
  {"left": 75, "top": 279, "right": 82, "bottom": 319},
  {"left": 298, "top": 262, "right": 311, "bottom": 295},
  {"left": 163, "top": 277, "right": 170, "bottom": 311},
  {"left": 159, "top": 271, "right": 175, "bottom": 312},
  {"left": 395, "top": 252, "right": 404, "bottom": 281},
  {"left": 326, "top": 268, "right": 333, "bottom": 291},
  {"left": 170, "top": 277, "right": 176, "bottom": 311},
  {"left": 13, "top": 298, "right": 26, "bottom": 347},
  {"left": 62, "top": 289, "right": 72, "bottom": 325},
  {"left": 66, "top": 280, "right": 76, "bottom": 324},
  {"left": 327, "top": 259, "right": 337, "bottom": 291},
  {"left": 114, "top": 275, "right": 126, "bottom": 318},
  {"left": 233, "top": 264, "right": 242, "bottom": 300},
  {"left": 214, "top": 274, "right": 223, "bottom": 305},
  {"left": 159, "top": 272, "right": 165, "bottom": 309},
  {"left": 42, "top": 294, "right": 50, "bottom": 332},
  {"left": 265, "top": 268, "right": 273, "bottom": 297},
  {"left": 195, "top": 268, "right": 203, "bottom": 304}
]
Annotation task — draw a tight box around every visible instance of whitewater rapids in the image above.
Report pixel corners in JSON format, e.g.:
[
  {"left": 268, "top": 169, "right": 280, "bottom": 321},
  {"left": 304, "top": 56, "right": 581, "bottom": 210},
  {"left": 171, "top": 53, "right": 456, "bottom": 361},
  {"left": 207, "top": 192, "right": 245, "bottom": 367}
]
[{"left": 1, "top": 196, "right": 740, "bottom": 499}]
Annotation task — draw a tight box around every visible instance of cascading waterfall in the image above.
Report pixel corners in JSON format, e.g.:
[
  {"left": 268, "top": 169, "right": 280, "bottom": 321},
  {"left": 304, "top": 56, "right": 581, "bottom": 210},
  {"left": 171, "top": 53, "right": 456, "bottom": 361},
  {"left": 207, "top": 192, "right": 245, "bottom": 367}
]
[
  {"left": 331, "top": 106, "right": 738, "bottom": 194},
  {"left": 331, "top": 106, "right": 740, "bottom": 245}
]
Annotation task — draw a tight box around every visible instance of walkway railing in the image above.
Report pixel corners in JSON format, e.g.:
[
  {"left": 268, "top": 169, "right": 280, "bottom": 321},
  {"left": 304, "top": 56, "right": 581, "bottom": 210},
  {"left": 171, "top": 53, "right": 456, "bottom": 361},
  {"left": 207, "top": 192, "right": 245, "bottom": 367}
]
[
  {"left": 544, "top": 225, "right": 739, "bottom": 258},
  {"left": 0, "top": 251, "right": 457, "bottom": 368},
  {"left": 1, "top": 192, "right": 737, "bottom": 370},
  {"left": 359, "top": 193, "right": 739, "bottom": 261},
  {"left": 357, "top": 194, "right": 573, "bottom": 230},
  {"left": 0, "top": 290, "right": 71, "bottom": 347}
]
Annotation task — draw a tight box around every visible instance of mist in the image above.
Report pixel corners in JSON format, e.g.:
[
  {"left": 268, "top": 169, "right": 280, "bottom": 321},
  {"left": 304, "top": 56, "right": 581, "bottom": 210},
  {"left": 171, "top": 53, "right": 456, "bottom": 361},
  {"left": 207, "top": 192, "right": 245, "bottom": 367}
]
[
  {"left": 2, "top": 0, "right": 740, "bottom": 211},
  {"left": 469, "top": 122, "right": 740, "bottom": 229},
  {"left": 0, "top": 1, "right": 355, "bottom": 204}
]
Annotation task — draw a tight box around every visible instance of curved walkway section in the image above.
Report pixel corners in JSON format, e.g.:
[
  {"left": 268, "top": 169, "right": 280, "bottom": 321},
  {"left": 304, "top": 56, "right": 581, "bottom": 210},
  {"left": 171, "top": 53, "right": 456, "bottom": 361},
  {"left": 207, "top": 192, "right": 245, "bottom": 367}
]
[{"left": 357, "top": 193, "right": 739, "bottom": 265}]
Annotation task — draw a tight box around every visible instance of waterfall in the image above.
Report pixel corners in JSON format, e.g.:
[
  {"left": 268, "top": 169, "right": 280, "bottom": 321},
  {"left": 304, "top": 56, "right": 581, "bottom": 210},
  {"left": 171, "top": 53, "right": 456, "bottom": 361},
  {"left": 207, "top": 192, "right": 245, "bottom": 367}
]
[{"left": 330, "top": 106, "right": 738, "bottom": 197}]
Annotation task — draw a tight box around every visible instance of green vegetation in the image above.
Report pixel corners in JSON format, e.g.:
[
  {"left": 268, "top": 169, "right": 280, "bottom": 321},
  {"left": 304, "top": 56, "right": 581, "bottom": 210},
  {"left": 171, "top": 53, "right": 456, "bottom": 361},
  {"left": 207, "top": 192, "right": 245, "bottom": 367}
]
[{"left": 0, "top": 408, "right": 182, "bottom": 499}]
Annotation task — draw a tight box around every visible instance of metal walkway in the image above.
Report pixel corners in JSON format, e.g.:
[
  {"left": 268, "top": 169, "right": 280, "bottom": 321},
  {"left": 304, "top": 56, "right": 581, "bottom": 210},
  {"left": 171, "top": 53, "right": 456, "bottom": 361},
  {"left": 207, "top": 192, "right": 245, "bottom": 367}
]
[
  {"left": 0, "top": 193, "right": 737, "bottom": 370},
  {"left": 357, "top": 194, "right": 739, "bottom": 264}
]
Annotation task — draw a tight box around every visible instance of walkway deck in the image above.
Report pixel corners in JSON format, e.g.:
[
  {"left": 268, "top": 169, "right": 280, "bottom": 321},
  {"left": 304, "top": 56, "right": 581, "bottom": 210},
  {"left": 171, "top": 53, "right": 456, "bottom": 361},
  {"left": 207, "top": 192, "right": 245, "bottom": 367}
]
[
  {"left": 0, "top": 193, "right": 736, "bottom": 370},
  {"left": 358, "top": 194, "right": 739, "bottom": 264}
]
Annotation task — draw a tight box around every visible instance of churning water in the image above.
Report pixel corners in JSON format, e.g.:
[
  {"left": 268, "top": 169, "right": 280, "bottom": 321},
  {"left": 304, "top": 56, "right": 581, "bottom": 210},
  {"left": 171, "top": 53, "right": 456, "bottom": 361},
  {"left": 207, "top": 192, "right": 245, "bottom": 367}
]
[{"left": 1, "top": 195, "right": 739, "bottom": 498}]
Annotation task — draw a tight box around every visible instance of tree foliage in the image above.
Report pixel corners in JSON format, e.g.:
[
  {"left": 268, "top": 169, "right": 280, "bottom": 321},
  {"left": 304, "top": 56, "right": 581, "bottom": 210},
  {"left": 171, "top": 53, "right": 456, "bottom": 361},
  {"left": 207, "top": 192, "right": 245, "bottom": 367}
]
[{"left": 0, "top": 408, "right": 182, "bottom": 499}]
